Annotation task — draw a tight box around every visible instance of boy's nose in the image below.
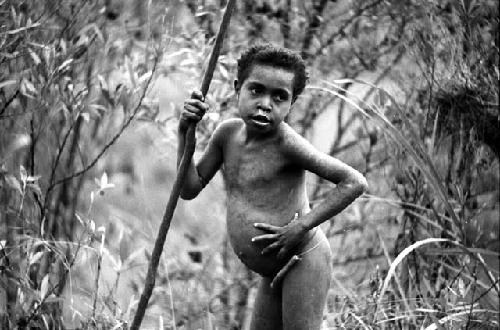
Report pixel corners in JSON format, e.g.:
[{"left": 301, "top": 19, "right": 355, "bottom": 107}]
[{"left": 257, "top": 95, "right": 272, "bottom": 112}]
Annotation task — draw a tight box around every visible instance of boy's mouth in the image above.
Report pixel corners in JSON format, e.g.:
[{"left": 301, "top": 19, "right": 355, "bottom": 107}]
[{"left": 250, "top": 114, "right": 271, "bottom": 126}]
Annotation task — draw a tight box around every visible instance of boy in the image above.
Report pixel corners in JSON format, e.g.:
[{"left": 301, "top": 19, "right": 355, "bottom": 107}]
[{"left": 177, "top": 44, "right": 367, "bottom": 330}]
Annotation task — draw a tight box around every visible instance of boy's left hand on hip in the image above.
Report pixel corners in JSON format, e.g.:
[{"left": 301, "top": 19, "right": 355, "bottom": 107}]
[{"left": 252, "top": 217, "right": 308, "bottom": 260}]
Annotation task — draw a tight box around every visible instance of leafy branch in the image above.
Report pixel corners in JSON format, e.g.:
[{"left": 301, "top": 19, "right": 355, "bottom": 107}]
[{"left": 44, "top": 56, "right": 159, "bottom": 200}]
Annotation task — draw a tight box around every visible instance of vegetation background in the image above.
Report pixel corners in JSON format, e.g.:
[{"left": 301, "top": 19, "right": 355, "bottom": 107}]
[{"left": 0, "top": 0, "right": 498, "bottom": 329}]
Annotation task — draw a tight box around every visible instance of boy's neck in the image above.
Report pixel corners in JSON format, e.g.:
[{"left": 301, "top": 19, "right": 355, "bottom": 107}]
[{"left": 243, "top": 121, "right": 285, "bottom": 144}]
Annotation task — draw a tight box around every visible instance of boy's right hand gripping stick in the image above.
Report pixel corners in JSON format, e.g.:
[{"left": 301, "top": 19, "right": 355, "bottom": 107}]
[
  {"left": 183, "top": 0, "right": 236, "bottom": 160},
  {"left": 130, "top": 1, "right": 236, "bottom": 329}
]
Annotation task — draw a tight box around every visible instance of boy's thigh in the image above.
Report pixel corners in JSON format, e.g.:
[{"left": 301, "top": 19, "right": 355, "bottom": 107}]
[
  {"left": 250, "top": 277, "right": 283, "bottom": 330},
  {"left": 281, "top": 233, "right": 332, "bottom": 330}
]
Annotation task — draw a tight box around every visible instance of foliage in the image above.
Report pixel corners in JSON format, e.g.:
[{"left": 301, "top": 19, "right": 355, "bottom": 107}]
[
  {"left": 0, "top": 0, "right": 158, "bottom": 327},
  {"left": 311, "top": 0, "right": 499, "bottom": 327}
]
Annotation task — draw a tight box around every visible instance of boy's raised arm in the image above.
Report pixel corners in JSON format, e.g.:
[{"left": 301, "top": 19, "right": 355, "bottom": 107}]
[{"left": 177, "top": 90, "right": 224, "bottom": 200}]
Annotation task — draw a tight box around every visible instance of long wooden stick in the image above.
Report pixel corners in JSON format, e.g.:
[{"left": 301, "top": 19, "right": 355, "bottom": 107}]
[{"left": 130, "top": 1, "right": 236, "bottom": 329}]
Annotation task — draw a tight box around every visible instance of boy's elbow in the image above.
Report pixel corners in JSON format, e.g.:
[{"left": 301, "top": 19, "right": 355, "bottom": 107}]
[
  {"left": 349, "top": 173, "right": 368, "bottom": 196},
  {"left": 180, "top": 192, "right": 196, "bottom": 200},
  {"left": 180, "top": 186, "right": 201, "bottom": 200},
  {"left": 356, "top": 175, "right": 368, "bottom": 195},
  {"left": 180, "top": 171, "right": 206, "bottom": 200}
]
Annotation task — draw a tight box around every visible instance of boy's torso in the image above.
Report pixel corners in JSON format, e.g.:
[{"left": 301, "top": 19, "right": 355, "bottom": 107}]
[{"left": 220, "top": 120, "right": 311, "bottom": 276}]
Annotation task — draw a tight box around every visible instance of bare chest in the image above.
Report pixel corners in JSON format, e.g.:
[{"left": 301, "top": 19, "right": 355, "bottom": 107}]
[{"left": 223, "top": 143, "right": 289, "bottom": 189}]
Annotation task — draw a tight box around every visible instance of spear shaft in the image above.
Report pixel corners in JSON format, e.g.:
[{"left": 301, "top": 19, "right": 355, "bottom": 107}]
[{"left": 130, "top": 1, "right": 236, "bottom": 328}]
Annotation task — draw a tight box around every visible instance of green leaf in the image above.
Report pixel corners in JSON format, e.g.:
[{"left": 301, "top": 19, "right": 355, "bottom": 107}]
[
  {"left": 0, "top": 80, "right": 16, "bottom": 89},
  {"left": 20, "top": 165, "right": 27, "bottom": 183},
  {"left": 4, "top": 174, "right": 22, "bottom": 195},
  {"left": 88, "top": 104, "right": 108, "bottom": 114},
  {"left": 80, "top": 112, "right": 90, "bottom": 122},
  {"left": 28, "top": 48, "right": 41, "bottom": 65},
  {"left": 29, "top": 251, "right": 44, "bottom": 266},
  {"left": 40, "top": 274, "right": 50, "bottom": 300},
  {"left": 89, "top": 219, "right": 95, "bottom": 233},
  {"left": 6, "top": 23, "right": 40, "bottom": 35},
  {"left": 56, "top": 59, "right": 73, "bottom": 73},
  {"left": 20, "top": 78, "right": 37, "bottom": 97},
  {"left": 27, "top": 182, "right": 42, "bottom": 199},
  {"left": 75, "top": 213, "right": 84, "bottom": 226}
]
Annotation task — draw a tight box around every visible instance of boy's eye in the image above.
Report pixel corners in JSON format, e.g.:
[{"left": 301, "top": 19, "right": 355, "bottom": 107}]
[
  {"left": 273, "top": 93, "right": 289, "bottom": 102},
  {"left": 249, "top": 87, "right": 261, "bottom": 95}
]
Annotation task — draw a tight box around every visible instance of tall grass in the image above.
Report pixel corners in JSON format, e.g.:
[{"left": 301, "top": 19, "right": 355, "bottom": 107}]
[{"left": 310, "top": 80, "right": 499, "bottom": 329}]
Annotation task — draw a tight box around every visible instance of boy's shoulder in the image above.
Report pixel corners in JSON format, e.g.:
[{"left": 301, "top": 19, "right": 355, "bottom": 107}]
[
  {"left": 218, "top": 118, "right": 244, "bottom": 130},
  {"left": 211, "top": 118, "right": 243, "bottom": 143},
  {"left": 215, "top": 118, "right": 243, "bottom": 135},
  {"left": 280, "top": 123, "right": 313, "bottom": 149},
  {"left": 279, "top": 123, "right": 319, "bottom": 160}
]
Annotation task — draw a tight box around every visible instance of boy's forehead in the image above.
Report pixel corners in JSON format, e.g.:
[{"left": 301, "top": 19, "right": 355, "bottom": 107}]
[{"left": 246, "top": 64, "right": 295, "bottom": 89}]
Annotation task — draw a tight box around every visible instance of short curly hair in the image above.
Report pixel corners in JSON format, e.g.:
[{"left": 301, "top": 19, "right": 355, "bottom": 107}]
[{"left": 236, "top": 44, "right": 308, "bottom": 102}]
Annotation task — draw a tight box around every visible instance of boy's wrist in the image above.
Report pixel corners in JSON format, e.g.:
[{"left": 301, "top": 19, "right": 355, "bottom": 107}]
[
  {"left": 299, "top": 214, "right": 318, "bottom": 232},
  {"left": 178, "top": 120, "right": 189, "bottom": 133},
  {"left": 296, "top": 220, "right": 311, "bottom": 233}
]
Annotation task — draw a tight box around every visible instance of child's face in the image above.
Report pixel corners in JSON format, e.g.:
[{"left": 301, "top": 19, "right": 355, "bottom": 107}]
[{"left": 236, "top": 64, "right": 294, "bottom": 135}]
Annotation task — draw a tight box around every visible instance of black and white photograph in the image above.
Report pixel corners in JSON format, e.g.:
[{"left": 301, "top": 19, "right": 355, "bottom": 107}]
[{"left": 0, "top": 0, "right": 498, "bottom": 329}]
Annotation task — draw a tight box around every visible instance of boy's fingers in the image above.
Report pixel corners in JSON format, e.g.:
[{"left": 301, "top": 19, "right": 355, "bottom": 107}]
[
  {"left": 253, "top": 223, "right": 280, "bottom": 232},
  {"left": 183, "top": 104, "right": 205, "bottom": 118},
  {"left": 277, "top": 248, "right": 287, "bottom": 260},
  {"left": 261, "top": 242, "right": 280, "bottom": 255},
  {"left": 181, "top": 110, "right": 202, "bottom": 122},
  {"left": 252, "top": 234, "right": 278, "bottom": 242},
  {"left": 270, "top": 255, "right": 300, "bottom": 289},
  {"left": 184, "top": 100, "right": 208, "bottom": 113},
  {"left": 191, "top": 90, "right": 205, "bottom": 101}
]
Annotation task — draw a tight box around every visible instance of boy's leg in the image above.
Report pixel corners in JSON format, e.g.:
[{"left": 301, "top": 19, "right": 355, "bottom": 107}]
[
  {"left": 281, "top": 231, "right": 332, "bottom": 330},
  {"left": 249, "top": 277, "right": 283, "bottom": 330}
]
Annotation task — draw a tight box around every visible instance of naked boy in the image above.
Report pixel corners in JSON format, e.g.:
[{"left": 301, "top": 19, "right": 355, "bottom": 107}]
[{"left": 177, "top": 44, "right": 367, "bottom": 330}]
